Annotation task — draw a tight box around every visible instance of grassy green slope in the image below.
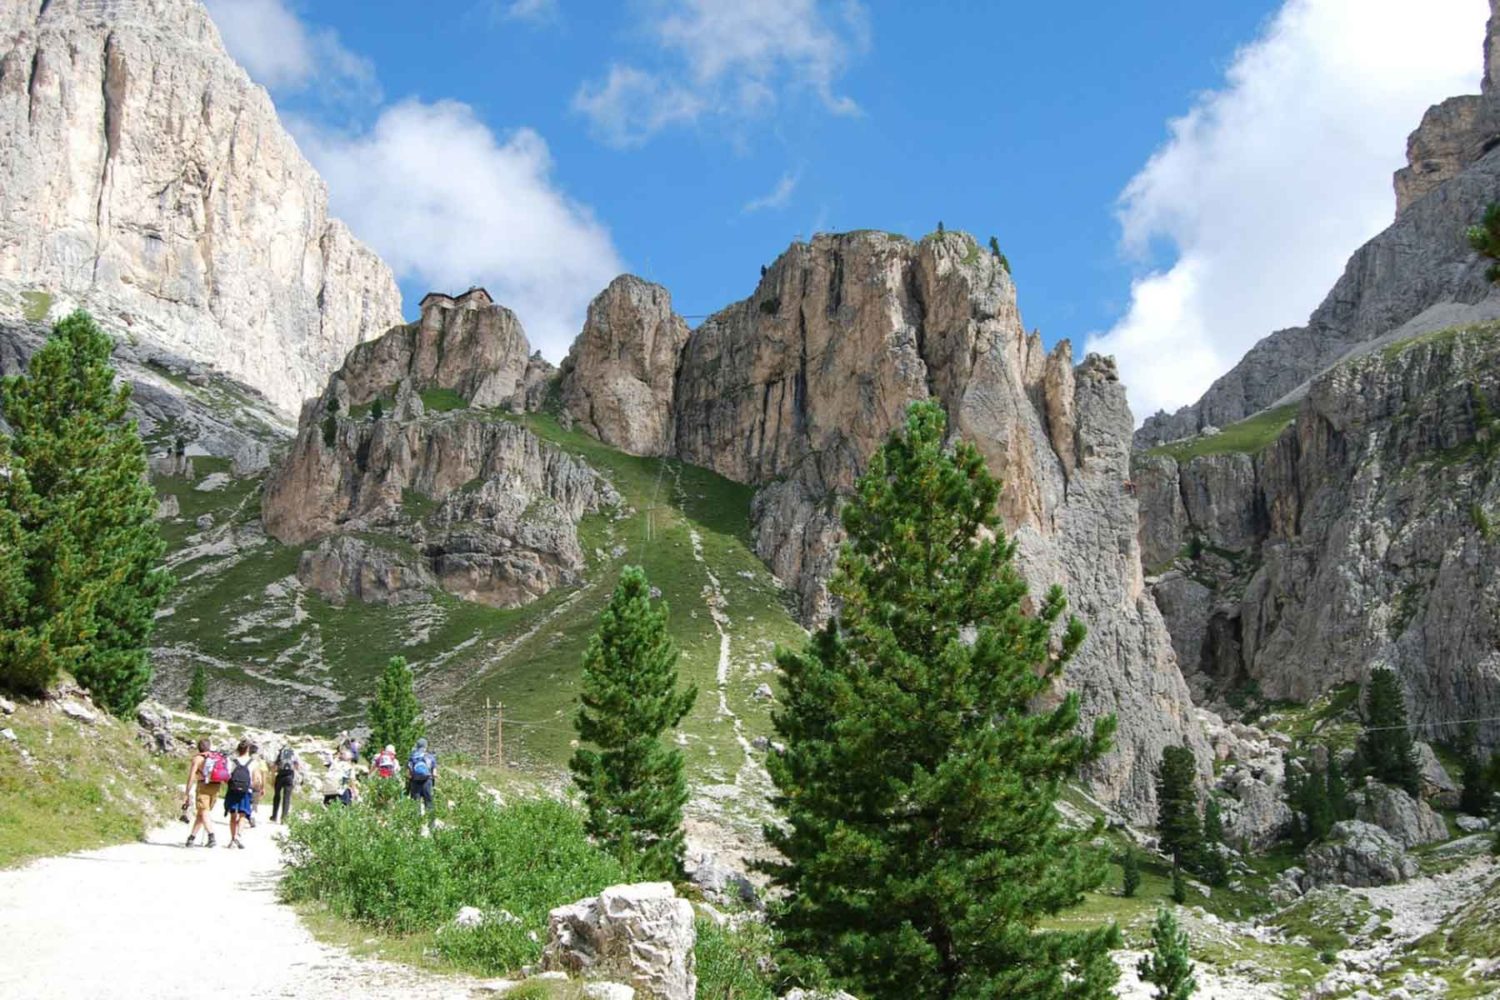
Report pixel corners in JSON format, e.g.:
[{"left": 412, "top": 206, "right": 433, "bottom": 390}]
[{"left": 149, "top": 409, "right": 803, "bottom": 831}]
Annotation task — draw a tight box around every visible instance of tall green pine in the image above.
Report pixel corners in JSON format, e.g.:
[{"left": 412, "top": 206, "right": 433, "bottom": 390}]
[
  {"left": 1459, "top": 723, "right": 1493, "bottom": 817},
  {"left": 1138, "top": 908, "right": 1196, "bottom": 1000},
  {"left": 367, "top": 656, "right": 425, "bottom": 758},
  {"left": 1156, "top": 745, "right": 1202, "bottom": 868},
  {"left": 0, "top": 312, "right": 170, "bottom": 713},
  {"left": 187, "top": 664, "right": 208, "bottom": 713},
  {"left": 763, "top": 401, "right": 1119, "bottom": 1000},
  {"left": 1359, "top": 668, "right": 1420, "bottom": 795},
  {"left": 1121, "top": 847, "right": 1142, "bottom": 899},
  {"left": 571, "top": 566, "right": 697, "bottom": 880}
]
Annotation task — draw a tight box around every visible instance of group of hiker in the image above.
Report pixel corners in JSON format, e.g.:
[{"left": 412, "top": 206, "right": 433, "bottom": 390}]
[{"left": 181, "top": 734, "right": 438, "bottom": 848}]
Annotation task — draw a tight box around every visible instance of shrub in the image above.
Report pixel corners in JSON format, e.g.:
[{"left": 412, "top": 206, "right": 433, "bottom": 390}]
[
  {"left": 1138, "top": 908, "right": 1196, "bottom": 999},
  {"left": 187, "top": 664, "right": 207, "bottom": 713},
  {"left": 1122, "top": 847, "right": 1142, "bottom": 898},
  {"left": 280, "top": 777, "right": 626, "bottom": 974},
  {"left": 1465, "top": 202, "right": 1500, "bottom": 283},
  {"left": 696, "top": 918, "right": 777, "bottom": 1000}
]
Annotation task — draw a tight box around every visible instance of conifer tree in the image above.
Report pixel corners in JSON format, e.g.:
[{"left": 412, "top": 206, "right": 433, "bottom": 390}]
[
  {"left": 763, "top": 401, "right": 1119, "bottom": 1000},
  {"left": 187, "top": 664, "right": 208, "bottom": 713},
  {"left": 1170, "top": 865, "right": 1188, "bottom": 905},
  {"left": 1459, "top": 723, "right": 1493, "bottom": 816},
  {"left": 1326, "top": 751, "right": 1352, "bottom": 821},
  {"left": 367, "top": 656, "right": 425, "bottom": 758},
  {"left": 322, "top": 399, "right": 339, "bottom": 447},
  {"left": 0, "top": 312, "right": 169, "bottom": 713},
  {"left": 1196, "top": 798, "right": 1228, "bottom": 886},
  {"left": 1122, "top": 847, "right": 1142, "bottom": 898},
  {"left": 1292, "top": 763, "right": 1333, "bottom": 844},
  {"left": 1138, "top": 908, "right": 1197, "bottom": 1000},
  {"left": 1359, "top": 668, "right": 1420, "bottom": 795},
  {"left": 370, "top": 398, "right": 384, "bottom": 422},
  {"left": 571, "top": 566, "right": 697, "bottom": 879},
  {"left": 1156, "top": 745, "right": 1202, "bottom": 868}
]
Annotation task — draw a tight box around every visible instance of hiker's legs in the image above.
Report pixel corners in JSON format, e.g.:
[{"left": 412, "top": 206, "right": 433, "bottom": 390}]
[
  {"left": 272, "top": 778, "right": 292, "bottom": 821},
  {"left": 228, "top": 811, "right": 240, "bottom": 843}
]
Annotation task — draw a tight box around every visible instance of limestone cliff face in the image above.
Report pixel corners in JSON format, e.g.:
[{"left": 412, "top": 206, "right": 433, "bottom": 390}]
[
  {"left": 262, "top": 300, "right": 615, "bottom": 609},
  {"left": 1138, "top": 325, "right": 1500, "bottom": 750},
  {"left": 1139, "top": 0, "right": 1500, "bottom": 446},
  {"left": 566, "top": 231, "right": 1206, "bottom": 820},
  {"left": 0, "top": 0, "right": 401, "bottom": 415},
  {"left": 558, "top": 275, "right": 689, "bottom": 456}
]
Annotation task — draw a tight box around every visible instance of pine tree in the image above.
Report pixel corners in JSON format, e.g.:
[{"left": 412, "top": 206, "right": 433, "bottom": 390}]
[
  {"left": 370, "top": 398, "right": 384, "bottom": 422},
  {"left": 367, "top": 656, "right": 425, "bottom": 759},
  {"left": 0, "top": 312, "right": 170, "bottom": 713},
  {"left": 1292, "top": 763, "right": 1333, "bottom": 844},
  {"left": 936, "top": 220, "right": 945, "bottom": 233},
  {"left": 1466, "top": 202, "right": 1500, "bottom": 283},
  {"left": 1122, "top": 847, "right": 1142, "bottom": 898},
  {"left": 1156, "top": 745, "right": 1202, "bottom": 868},
  {"left": 763, "top": 400, "right": 1120, "bottom": 1000},
  {"left": 187, "top": 664, "right": 207, "bottom": 713},
  {"left": 1326, "top": 751, "right": 1353, "bottom": 821},
  {"left": 1170, "top": 865, "right": 1188, "bottom": 905},
  {"left": 322, "top": 398, "right": 339, "bottom": 448},
  {"left": 1359, "top": 668, "right": 1420, "bottom": 795},
  {"left": 1137, "top": 908, "right": 1197, "bottom": 1000},
  {"left": 1203, "top": 797, "right": 1223, "bottom": 843},
  {"left": 1195, "top": 798, "right": 1228, "bottom": 886},
  {"left": 1459, "top": 723, "right": 1493, "bottom": 817},
  {"left": 571, "top": 566, "right": 697, "bottom": 880}
]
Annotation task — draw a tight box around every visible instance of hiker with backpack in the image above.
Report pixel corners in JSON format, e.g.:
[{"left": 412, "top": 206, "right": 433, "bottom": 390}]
[
  {"left": 224, "top": 739, "right": 256, "bottom": 849},
  {"left": 372, "top": 744, "right": 400, "bottom": 779},
  {"left": 407, "top": 738, "right": 437, "bottom": 814},
  {"left": 270, "top": 744, "right": 302, "bottom": 823},
  {"left": 183, "top": 738, "right": 228, "bottom": 848},
  {"left": 247, "top": 743, "right": 268, "bottom": 828},
  {"left": 321, "top": 747, "right": 358, "bottom": 807}
]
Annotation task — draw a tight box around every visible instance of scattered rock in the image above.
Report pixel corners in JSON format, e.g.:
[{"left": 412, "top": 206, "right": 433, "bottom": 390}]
[
  {"left": 57, "top": 700, "right": 97, "bottom": 724},
  {"left": 155, "top": 495, "right": 179, "bottom": 520},
  {"left": 582, "top": 984, "right": 636, "bottom": 1000},
  {"left": 453, "top": 906, "right": 485, "bottom": 929},
  {"left": 752, "top": 683, "right": 774, "bottom": 702},
  {"left": 194, "top": 473, "right": 231, "bottom": 493},
  {"left": 1356, "top": 781, "right": 1449, "bottom": 849},
  {"left": 1304, "top": 821, "right": 1419, "bottom": 888},
  {"left": 542, "top": 882, "right": 696, "bottom": 1000},
  {"left": 683, "top": 851, "right": 761, "bottom": 910},
  {"left": 1456, "top": 815, "right": 1491, "bottom": 833},
  {"left": 195, "top": 514, "right": 214, "bottom": 531},
  {"left": 0, "top": 696, "right": 14, "bottom": 715},
  {"left": 1414, "top": 742, "right": 1459, "bottom": 807},
  {"left": 1, "top": 728, "right": 15, "bottom": 742},
  {"left": 781, "top": 990, "right": 859, "bottom": 1000},
  {"left": 1269, "top": 866, "right": 1307, "bottom": 905}
]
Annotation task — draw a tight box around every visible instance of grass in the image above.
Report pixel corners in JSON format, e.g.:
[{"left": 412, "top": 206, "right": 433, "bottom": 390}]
[
  {"left": 1147, "top": 404, "right": 1299, "bottom": 463},
  {"left": 20, "top": 290, "right": 52, "bottom": 322},
  {"left": 420, "top": 388, "right": 468, "bottom": 413},
  {"left": 0, "top": 691, "right": 180, "bottom": 868}
]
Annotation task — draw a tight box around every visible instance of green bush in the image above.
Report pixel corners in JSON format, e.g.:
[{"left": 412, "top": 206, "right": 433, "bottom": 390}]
[
  {"left": 280, "top": 777, "right": 626, "bottom": 974},
  {"left": 695, "top": 918, "right": 777, "bottom": 1000}
]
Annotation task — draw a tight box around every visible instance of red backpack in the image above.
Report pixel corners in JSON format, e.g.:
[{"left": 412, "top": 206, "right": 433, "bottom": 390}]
[
  {"left": 201, "top": 751, "right": 230, "bottom": 785},
  {"left": 373, "top": 751, "right": 398, "bottom": 778}
]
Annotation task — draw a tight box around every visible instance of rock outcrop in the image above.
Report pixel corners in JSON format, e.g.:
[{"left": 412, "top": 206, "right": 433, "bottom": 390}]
[
  {"left": 560, "top": 231, "right": 1208, "bottom": 822},
  {"left": 297, "top": 536, "right": 434, "bottom": 607},
  {"left": 1304, "top": 820, "right": 1419, "bottom": 888},
  {"left": 0, "top": 0, "right": 401, "bottom": 417},
  {"left": 543, "top": 883, "right": 696, "bottom": 1000},
  {"left": 559, "top": 276, "right": 689, "bottom": 456},
  {"left": 1138, "top": 0, "right": 1500, "bottom": 445},
  {"left": 263, "top": 296, "right": 617, "bottom": 609},
  {"left": 1356, "top": 781, "right": 1449, "bottom": 849},
  {"left": 1138, "top": 325, "right": 1500, "bottom": 749}
]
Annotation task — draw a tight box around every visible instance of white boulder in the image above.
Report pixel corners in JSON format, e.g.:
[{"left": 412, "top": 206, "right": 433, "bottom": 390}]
[{"left": 543, "top": 883, "right": 696, "bottom": 1000}]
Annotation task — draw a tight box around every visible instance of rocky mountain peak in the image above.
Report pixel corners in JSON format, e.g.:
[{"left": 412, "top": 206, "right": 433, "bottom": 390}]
[{"left": 0, "top": 0, "right": 401, "bottom": 415}]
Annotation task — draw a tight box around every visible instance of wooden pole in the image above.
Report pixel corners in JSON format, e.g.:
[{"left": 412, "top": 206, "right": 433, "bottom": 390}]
[
  {"left": 484, "top": 697, "right": 491, "bottom": 765},
  {"left": 497, "top": 702, "right": 504, "bottom": 770}
]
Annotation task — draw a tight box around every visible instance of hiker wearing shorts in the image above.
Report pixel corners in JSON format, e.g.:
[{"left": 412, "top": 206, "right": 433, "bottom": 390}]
[
  {"left": 407, "top": 738, "right": 437, "bottom": 814},
  {"left": 247, "top": 744, "right": 268, "bottom": 828},
  {"left": 183, "top": 738, "right": 223, "bottom": 848},
  {"left": 224, "top": 739, "right": 255, "bottom": 849},
  {"left": 270, "top": 744, "right": 301, "bottom": 823}
]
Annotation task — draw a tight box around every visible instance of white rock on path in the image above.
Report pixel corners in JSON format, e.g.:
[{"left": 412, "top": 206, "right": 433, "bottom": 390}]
[{"left": 543, "top": 882, "right": 696, "bottom": 1000}]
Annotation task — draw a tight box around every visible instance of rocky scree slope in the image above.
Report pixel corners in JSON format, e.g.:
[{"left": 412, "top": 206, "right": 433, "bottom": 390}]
[
  {"left": 0, "top": 0, "right": 401, "bottom": 416},
  {"left": 1138, "top": 323, "right": 1500, "bottom": 752},
  {"left": 1138, "top": 0, "right": 1500, "bottom": 447},
  {"left": 559, "top": 230, "right": 1208, "bottom": 823}
]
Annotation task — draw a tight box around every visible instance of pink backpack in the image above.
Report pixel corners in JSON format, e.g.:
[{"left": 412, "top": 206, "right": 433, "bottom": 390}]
[{"left": 201, "top": 751, "right": 230, "bottom": 784}]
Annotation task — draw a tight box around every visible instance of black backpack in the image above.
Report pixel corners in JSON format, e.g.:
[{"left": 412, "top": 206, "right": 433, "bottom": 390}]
[
  {"left": 228, "top": 758, "right": 254, "bottom": 795},
  {"left": 276, "top": 747, "right": 296, "bottom": 776}
]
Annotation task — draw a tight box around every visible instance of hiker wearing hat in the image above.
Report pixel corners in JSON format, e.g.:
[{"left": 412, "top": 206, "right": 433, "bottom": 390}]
[
  {"left": 406, "top": 738, "right": 437, "bottom": 814},
  {"left": 371, "top": 744, "right": 400, "bottom": 779}
]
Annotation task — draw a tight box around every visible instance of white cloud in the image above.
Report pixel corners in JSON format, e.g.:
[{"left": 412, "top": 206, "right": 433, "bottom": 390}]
[
  {"left": 574, "top": 0, "right": 869, "bottom": 146},
  {"left": 742, "top": 170, "right": 800, "bottom": 213},
  {"left": 495, "top": 0, "right": 559, "bottom": 25},
  {"left": 294, "top": 101, "right": 625, "bottom": 361},
  {"left": 203, "top": 0, "right": 376, "bottom": 100},
  {"left": 1085, "top": 0, "right": 1486, "bottom": 423}
]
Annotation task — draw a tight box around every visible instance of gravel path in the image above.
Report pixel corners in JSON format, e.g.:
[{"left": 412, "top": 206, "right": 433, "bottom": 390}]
[{"left": 0, "top": 814, "right": 487, "bottom": 1000}]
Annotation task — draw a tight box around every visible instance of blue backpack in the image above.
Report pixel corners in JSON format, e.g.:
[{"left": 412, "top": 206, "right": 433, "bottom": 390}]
[{"left": 409, "top": 752, "right": 434, "bottom": 779}]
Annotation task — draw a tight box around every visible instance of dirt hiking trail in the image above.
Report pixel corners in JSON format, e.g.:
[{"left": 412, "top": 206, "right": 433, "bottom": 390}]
[{"left": 0, "top": 812, "right": 487, "bottom": 1000}]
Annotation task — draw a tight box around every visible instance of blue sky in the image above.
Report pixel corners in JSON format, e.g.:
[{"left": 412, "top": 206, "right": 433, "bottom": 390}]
[{"left": 205, "top": 0, "right": 1486, "bottom": 420}]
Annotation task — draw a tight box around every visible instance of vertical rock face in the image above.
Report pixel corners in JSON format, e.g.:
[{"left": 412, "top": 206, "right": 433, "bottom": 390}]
[
  {"left": 1138, "top": 1, "right": 1500, "bottom": 446},
  {"left": 327, "top": 289, "right": 545, "bottom": 418},
  {"left": 0, "top": 0, "right": 401, "bottom": 415},
  {"left": 660, "top": 231, "right": 1206, "bottom": 820},
  {"left": 1138, "top": 326, "right": 1500, "bottom": 750},
  {"left": 558, "top": 275, "right": 689, "bottom": 456}
]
